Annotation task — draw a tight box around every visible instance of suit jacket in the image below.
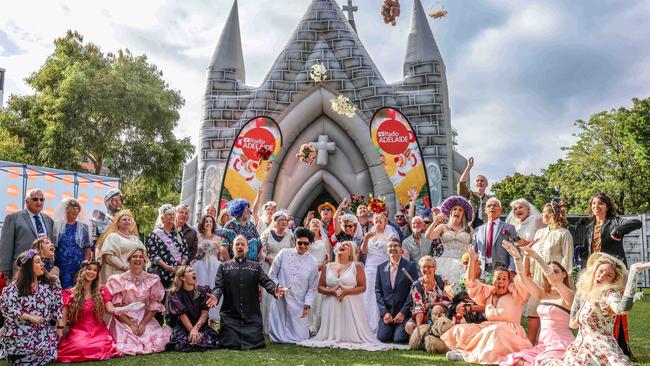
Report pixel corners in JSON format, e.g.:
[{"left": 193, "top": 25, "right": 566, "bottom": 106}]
[
  {"left": 579, "top": 216, "right": 642, "bottom": 266},
  {"left": 472, "top": 220, "right": 517, "bottom": 272},
  {"left": 457, "top": 181, "right": 491, "bottom": 228},
  {"left": 0, "top": 209, "right": 55, "bottom": 275},
  {"left": 375, "top": 258, "right": 420, "bottom": 318}
]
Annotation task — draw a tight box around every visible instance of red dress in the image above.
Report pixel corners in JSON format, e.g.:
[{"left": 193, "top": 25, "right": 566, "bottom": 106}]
[{"left": 56, "top": 286, "right": 122, "bottom": 362}]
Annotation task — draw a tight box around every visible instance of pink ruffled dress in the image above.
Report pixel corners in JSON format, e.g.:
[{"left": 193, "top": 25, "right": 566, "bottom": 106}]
[
  {"left": 500, "top": 303, "right": 574, "bottom": 365},
  {"left": 106, "top": 271, "right": 171, "bottom": 355},
  {"left": 441, "top": 277, "right": 533, "bottom": 364},
  {"left": 56, "top": 286, "right": 122, "bottom": 362}
]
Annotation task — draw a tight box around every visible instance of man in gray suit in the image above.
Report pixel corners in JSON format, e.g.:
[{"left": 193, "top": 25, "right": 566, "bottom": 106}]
[
  {"left": 472, "top": 197, "right": 520, "bottom": 274},
  {"left": 1, "top": 188, "right": 55, "bottom": 278}
]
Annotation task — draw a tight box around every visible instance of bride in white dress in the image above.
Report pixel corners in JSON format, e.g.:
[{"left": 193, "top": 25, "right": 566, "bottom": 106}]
[
  {"left": 360, "top": 213, "right": 396, "bottom": 334},
  {"left": 298, "top": 241, "right": 407, "bottom": 351},
  {"left": 190, "top": 215, "right": 223, "bottom": 321},
  {"left": 425, "top": 196, "right": 474, "bottom": 283}
]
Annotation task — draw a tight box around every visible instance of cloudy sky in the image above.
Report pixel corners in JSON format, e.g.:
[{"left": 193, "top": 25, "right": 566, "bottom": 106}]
[{"left": 1, "top": 0, "right": 649, "bottom": 186}]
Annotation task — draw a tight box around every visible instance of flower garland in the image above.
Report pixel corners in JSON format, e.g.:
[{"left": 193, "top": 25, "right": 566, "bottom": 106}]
[
  {"left": 310, "top": 61, "right": 328, "bottom": 83},
  {"left": 367, "top": 194, "right": 387, "bottom": 214},
  {"left": 296, "top": 143, "right": 317, "bottom": 165},
  {"left": 330, "top": 95, "right": 359, "bottom": 118}
]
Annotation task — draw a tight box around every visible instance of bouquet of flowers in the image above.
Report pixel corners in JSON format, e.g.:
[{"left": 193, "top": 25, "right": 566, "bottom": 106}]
[
  {"left": 256, "top": 146, "right": 273, "bottom": 161},
  {"left": 310, "top": 61, "right": 328, "bottom": 83},
  {"left": 330, "top": 95, "right": 359, "bottom": 118},
  {"left": 348, "top": 194, "right": 367, "bottom": 214},
  {"left": 296, "top": 143, "right": 317, "bottom": 165},
  {"left": 367, "top": 194, "right": 387, "bottom": 214}
]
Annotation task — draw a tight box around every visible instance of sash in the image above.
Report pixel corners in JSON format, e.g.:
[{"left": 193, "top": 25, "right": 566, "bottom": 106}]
[{"left": 154, "top": 228, "right": 182, "bottom": 263}]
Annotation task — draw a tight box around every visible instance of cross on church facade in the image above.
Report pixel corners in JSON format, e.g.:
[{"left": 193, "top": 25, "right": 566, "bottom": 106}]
[
  {"left": 342, "top": 0, "right": 358, "bottom": 33},
  {"left": 314, "top": 135, "right": 336, "bottom": 166}
]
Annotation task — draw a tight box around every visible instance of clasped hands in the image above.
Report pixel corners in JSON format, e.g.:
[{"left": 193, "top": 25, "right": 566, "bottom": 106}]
[
  {"left": 383, "top": 312, "right": 405, "bottom": 324},
  {"left": 334, "top": 286, "right": 349, "bottom": 302}
]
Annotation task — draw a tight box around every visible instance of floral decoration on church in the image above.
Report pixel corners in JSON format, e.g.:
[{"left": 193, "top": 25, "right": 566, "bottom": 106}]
[
  {"left": 348, "top": 194, "right": 367, "bottom": 214},
  {"left": 309, "top": 61, "right": 328, "bottom": 83},
  {"left": 296, "top": 143, "right": 317, "bottom": 165},
  {"left": 381, "top": 0, "right": 401, "bottom": 26},
  {"left": 367, "top": 194, "right": 387, "bottom": 214},
  {"left": 330, "top": 95, "right": 358, "bottom": 118}
]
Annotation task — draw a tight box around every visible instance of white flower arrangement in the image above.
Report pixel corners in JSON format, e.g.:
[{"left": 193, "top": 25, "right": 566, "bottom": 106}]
[
  {"left": 330, "top": 95, "right": 359, "bottom": 118},
  {"left": 309, "top": 61, "right": 328, "bottom": 82}
]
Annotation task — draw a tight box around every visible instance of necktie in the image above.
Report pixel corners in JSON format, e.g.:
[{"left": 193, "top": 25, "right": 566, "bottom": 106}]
[
  {"left": 478, "top": 196, "right": 484, "bottom": 221},
  {"left": 486, "top": 221, "right": 494, "bottom": 258},
  {"left": 33, "top": 215, "right": 45, "bottom": 236}
]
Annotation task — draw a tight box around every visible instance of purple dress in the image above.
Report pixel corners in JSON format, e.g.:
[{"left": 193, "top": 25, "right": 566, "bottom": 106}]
[{"left": 166, "top": 284, "right": 219, "bottom": 352}]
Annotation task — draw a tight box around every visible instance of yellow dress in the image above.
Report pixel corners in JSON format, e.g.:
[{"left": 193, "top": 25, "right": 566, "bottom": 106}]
[{"left": 441, "top": 277, "right": 532, "bottom": 364}]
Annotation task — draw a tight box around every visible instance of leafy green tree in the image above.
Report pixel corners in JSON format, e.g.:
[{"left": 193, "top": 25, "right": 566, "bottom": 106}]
[
  {"left": 622, "top": 97, "right": 650, "bottom": 162},
  {"left": 544, "top": 107, "right": 650, "bottom": 215},
  {"left": 0, "top": 30, "right": 194, "bottom": 231},
  {"left": 491, "top": 173, "right": 557, "bottom": 211}
]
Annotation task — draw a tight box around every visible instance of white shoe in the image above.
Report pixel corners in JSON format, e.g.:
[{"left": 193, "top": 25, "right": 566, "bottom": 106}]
[{"left": 446, "top": 350, "right": 464, "bottom": 361}]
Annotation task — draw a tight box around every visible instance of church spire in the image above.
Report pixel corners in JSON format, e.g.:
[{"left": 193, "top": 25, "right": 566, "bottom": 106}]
[
  {"left": 208, "top": 0, "right": 245, "bottom": 82},
  {"left": 403, "top": 0, "right": 442, "bottom": 76}
]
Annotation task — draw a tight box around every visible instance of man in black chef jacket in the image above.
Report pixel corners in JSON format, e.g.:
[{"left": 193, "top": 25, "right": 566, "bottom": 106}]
[{"left": 213, "top": 234, "right": 288, "bottom": 349}]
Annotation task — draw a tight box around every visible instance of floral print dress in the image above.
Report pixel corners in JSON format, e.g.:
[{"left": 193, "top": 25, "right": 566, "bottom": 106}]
[
  {"left": 146, "top": 228, "right": 188, "bottom": 288},
  {"left": 0, "top": 281, "right": 63, "bottom": 365},
  {"left": 224, "top": 219, "right": 261, "bottom": 262},
  {"left": 538, "top": 288, "right": 631, "bottom": 366}
]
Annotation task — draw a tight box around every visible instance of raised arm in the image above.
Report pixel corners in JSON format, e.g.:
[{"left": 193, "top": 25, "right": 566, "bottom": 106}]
[
  {"left": 609, "top": 262, "right": 650, "bottom": 314},
  {"left": 503, "top": 241, "right": 544, "bottom": 301},
  {"left": 611, "top": 217, "right": 643, "bottom": 240},
  {"left": 425, "top": 215, "right": 447, "bottom": 240},
  {"left": 520, "top": 246, "right": 574, "bottom": 307},
  {"left": 251, "top": 186, "right": 264, "bottom": 226},
  {"left": 334, "top": 199, "right": 348, "bottom": 235},
  {"left": 457, "top": 157, "right": 474, "bottom": 197},
  {"left": 407, "top": 187, "right": 418, "bottom": 228}
]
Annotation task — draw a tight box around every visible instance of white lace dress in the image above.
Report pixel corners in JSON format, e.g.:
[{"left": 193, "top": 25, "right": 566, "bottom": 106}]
[
  {"left": 363, "top": 230, "right": 392, "bottom": 334},
  {"left": 298, "top": 263, "right": 408, "bottom": 351},
  {"left": 436, "top": 229, "right": 471, "bottom": 282},
  {"left": 190, "top": 236, "right": 222, "bottom": 321}
]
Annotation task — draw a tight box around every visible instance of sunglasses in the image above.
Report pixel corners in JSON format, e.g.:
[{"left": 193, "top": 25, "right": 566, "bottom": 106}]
[
  {"left": 344, "top": 224, "right": 355, "bottom": 229},
  {"left": 296, "top": 241, "right": 310, "bottom": 246},
  {"left": 31, "top": 197, "right": 45, "bottom": 202},
  {"left": 321, "top": 208, "right": 332, "bottom": 212}
]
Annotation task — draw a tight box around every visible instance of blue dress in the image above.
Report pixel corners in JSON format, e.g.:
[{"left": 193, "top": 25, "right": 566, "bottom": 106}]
[{"left": 55, "top": 223, "right": 91, "bottom": 289}]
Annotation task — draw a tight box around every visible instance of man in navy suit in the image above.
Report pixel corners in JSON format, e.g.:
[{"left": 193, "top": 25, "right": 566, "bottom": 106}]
[
  {"left": 375, "top": 237, "right": 420, "bottom": 343},
  {"left": 472, "top": 197, "right": 520, "bottom": 274}
]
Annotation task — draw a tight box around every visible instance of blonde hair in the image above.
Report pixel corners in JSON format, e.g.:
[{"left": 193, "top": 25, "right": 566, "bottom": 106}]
[
  {"left": 126, "top": 247, "right": 149, "bottom": 266},
  {"left": 543, "top": 201, "right": 568, "bottom": 229},
  {"left": 335, "top": 241, "right": 358, "bottom": 262},
  {"left": 418, "top": 255, "right": 436, "bottom": 271},
  {"left": 576, "top": 253, "right": 627, "bottom": 302},
  {"left": 31, "top": 237, "right": 53, "bottom": 257},
  {"left": 95, "top": 210, "right": 139, "bottom": 254},
  {"left": 217, "top": 209, "right": 230, "bottom": 226}
]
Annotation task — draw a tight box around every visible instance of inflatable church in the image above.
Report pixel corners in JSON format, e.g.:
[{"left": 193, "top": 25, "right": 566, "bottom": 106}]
[{"left": 181, "top": 0, "right": 467, "bottom": 223}]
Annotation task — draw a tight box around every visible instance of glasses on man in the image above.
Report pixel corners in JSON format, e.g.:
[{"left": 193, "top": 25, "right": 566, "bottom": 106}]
[
  {"left": 31, "top": 197, "right": 45, "bottom": 202},
  {"left": 321, "top": 208, "right": 332, "bottom": 212},
  {"left": 296, "top": 240, "right": 311, "bottom": 247}
]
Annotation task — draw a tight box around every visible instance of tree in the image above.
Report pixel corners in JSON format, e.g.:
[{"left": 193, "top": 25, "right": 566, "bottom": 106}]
[
  {"left": 622, "top": 97, "right": 650, "bottom": 162},
  {"left": 491, "top": 173, "right": 557, "bottom": 211},
  {"left": 0, "top": 30, "right": 195, "bottom": 231},
  {"left": 544, "top": 108, "right": 650, "bottom": 215}
]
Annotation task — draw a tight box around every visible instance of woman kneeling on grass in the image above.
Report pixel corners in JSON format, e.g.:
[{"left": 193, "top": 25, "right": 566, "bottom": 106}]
[{"left": 166, "top": 265, "right": 219, "bottom": 352}]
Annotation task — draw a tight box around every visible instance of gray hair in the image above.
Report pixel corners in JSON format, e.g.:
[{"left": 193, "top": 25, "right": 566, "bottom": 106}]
[
  {"left": 25, "top": 188, "right": 44, "bottom": 200},
  {"left": 486, "top": 197, "right": 502, "bottom": 207}
]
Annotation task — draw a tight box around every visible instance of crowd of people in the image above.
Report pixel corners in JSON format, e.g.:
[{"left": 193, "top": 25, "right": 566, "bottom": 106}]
[{"left": 0, "top": 156, "right": 648, "bottom": 365}]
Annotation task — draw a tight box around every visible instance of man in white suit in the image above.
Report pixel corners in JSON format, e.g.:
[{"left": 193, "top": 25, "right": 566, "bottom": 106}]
[
  {"left": 472, "top": 197, "right": 520, "bottom": 274},
  {"left": 1, "top": 189, "right": 55, "bottom": 278}
]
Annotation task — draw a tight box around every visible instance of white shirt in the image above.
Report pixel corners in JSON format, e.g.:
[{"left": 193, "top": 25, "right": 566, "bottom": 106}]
[{"left": 28, "top": 210, "right": 48, "bottom": 236}]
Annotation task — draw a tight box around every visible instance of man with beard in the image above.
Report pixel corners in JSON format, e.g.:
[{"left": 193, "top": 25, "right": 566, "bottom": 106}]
[
  {"left": 457, "top": 157, "right": 491, "bottom": 229},
  {"left": 90, "top": 188, "right": 123, "bottom": 245},
  {"left": 213, "top": 235, "right": 288, "bottom": 350}
]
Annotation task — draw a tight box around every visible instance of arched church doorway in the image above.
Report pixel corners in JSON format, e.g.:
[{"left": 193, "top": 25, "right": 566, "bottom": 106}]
[{"left": 301, "top": 190, "right": 338, "bottom": 227}]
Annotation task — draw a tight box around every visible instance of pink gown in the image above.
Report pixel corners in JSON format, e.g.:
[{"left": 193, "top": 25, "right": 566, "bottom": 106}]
[
  {"left": 56, "top": 287, "right": 122, "bottom": 362},
  {"left": 441, "top": 277, "right": 533, "bottom": 364},
  {"left": 106, "top": 272, "right": 171, "bottom": 355},
  {"left": 500, "top": 303, "right": 574, "bottom": 365}
]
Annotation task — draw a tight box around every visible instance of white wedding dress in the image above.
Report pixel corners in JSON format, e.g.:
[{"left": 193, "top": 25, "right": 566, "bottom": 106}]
[
  {"left": 436, "top": 229, "right": 472, "bottom": 282},
  {"left": 298, "top": 263, "right": 407, "bottom": 351},
  {"left": 191, "top": 237, "right": 222, "bottom": 321},
  {"left": 362, "top": 230, "right": 392, "bottom": 334}
]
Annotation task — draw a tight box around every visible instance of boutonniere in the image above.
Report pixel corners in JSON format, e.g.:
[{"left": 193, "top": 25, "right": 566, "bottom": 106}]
[{"left": 502, "top": 228, "right": 520, "bottom": 243}]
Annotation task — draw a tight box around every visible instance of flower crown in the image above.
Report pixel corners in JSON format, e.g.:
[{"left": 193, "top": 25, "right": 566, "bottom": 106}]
[
  {"left": 19, "top": 249, "right": 39, "bottom": 266},
  {"left": 81, "top": 259, "right": 102, "bottom": 268}
]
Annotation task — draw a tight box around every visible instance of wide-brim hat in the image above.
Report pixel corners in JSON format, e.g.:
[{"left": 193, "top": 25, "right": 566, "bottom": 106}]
[
  {"left": 318, "top": 202, "right": 336, "bottom": 213},
  {"left": 440, "top": 196, "right": 473, "bottom": 222}
]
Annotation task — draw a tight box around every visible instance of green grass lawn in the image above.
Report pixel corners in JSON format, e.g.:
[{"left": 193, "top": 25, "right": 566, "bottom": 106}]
[{"left": 4, "top": 290, "right": 650, "bottom": 365}]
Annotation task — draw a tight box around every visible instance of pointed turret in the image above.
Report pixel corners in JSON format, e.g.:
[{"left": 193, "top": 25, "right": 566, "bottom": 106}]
[
  {"left": 208, "top": 0, "right": 245, "bottom": 82},
  {"left": 403, "top": 0, "right": 442, "bottom": 76}
]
